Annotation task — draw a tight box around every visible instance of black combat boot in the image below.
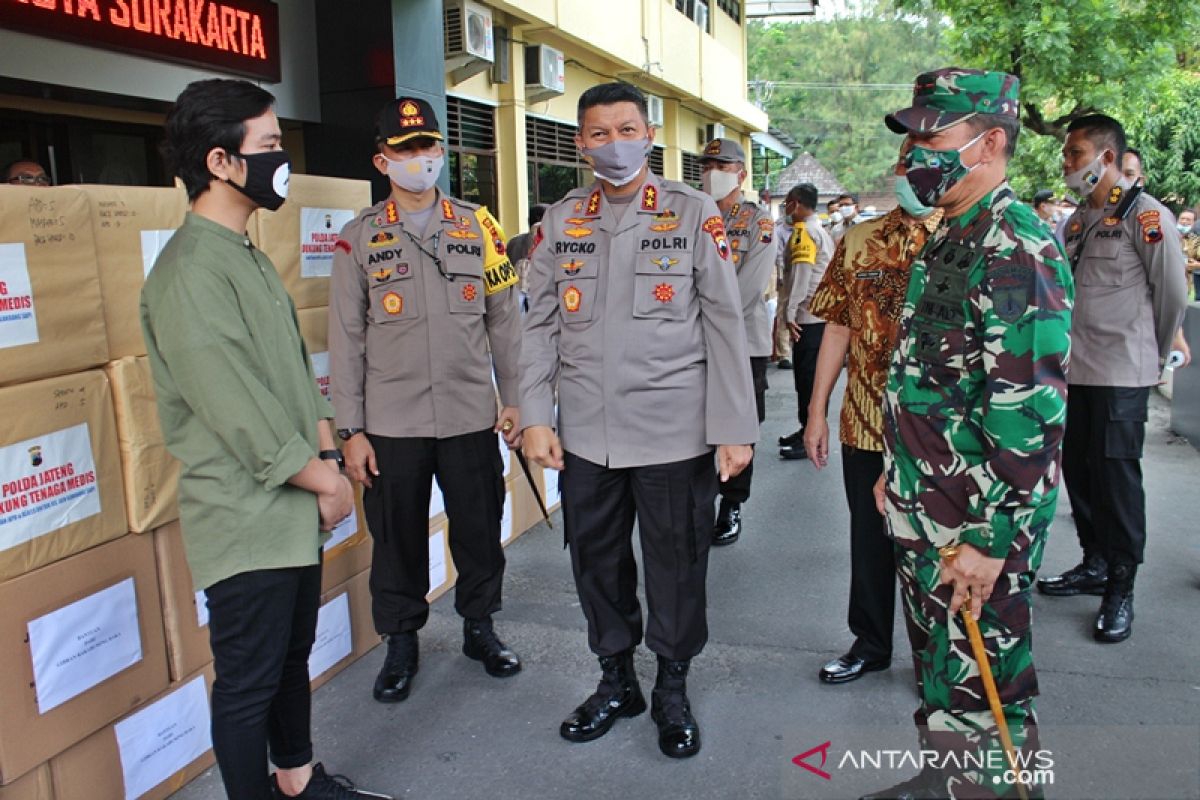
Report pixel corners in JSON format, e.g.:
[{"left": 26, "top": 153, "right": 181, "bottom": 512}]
[
  {"left": 462, "top": 617, "right": 522, "bottom": 677},
  {"left": 712, "top": 499, "right": 742, "bottom": 546},
  {"left": 1094, "top": 563, "right": 1135, "bottom": 643},
  {"left": 858, "top": 766, "right": 948, "bottom": 799},
  {"left": 372, "top": 632, "right": 418, "bottom": 703},
  {"left": 560, "top": 648, "right": 646, "bottom": 742},
  {"left": 1037, "top": 552, "right": 1107, "bottom": 596},
  {"left": 650, "top": 655, "right": 701, "bottom": 759}
]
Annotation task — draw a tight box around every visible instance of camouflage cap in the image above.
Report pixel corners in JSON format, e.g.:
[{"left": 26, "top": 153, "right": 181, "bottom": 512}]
[{"left": 885, "top": 68, "right": 1020, "bottom": 135}]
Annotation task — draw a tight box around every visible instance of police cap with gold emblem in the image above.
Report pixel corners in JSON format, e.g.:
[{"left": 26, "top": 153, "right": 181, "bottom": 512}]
[
  {"left": 376, "top": 96, "right": 444, "bottom": 147},
  {"left": 700, "top": 138, "right": 746, "bottom": 164}
]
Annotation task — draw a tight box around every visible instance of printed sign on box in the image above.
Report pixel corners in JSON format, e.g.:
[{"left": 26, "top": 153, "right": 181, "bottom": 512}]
[
  {"left": 0, "top": 242, "right": 38, "bottom": 350},
  {"left": 0, "top": 422, "right": 101, "bottom": 554},
  {"left": 299, "top": 208, "right": 355, "bottom": 278},
  {"left": 307, "top": 592, "right": 352, "bottom": 681},
  {"left": 310, "top": 350, "right": 330, "bottom": 398},
  {"left": 139, "top": 229, "right": 177, "bottom": 278},
  {"left": 113, "top": 674, "right": 211, "bottom": 800},
  {"left": 27, "top": 577, "right": 144, "bottom": 714}
]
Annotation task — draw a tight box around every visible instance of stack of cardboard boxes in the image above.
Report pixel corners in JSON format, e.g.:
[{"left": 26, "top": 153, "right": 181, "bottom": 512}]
[{"left": 0, "top": 177, "right": 548, "bottom": 800}]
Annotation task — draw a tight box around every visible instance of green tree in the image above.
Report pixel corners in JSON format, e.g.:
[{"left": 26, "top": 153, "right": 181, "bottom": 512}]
[
  {"left": 1125, "top": 71, "right": 1200, "bottom": 207},
  {"left": 748, "top": 6, "right": 951, "bottom": 194}
]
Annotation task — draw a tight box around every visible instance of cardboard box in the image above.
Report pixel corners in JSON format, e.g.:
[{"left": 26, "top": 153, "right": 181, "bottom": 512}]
[
  {"left": 106, "top": 357, "right": 180, "bottom": 533},
  {"left": 0, "top": 534, "right": 169, "bottom": 785},
  {"left": 249, "top": 176, "right": 371, "bottom": 310},
  {"left": 296, "top": 306, "right": 330, "bottom": 401},
  {"left": 320, "top": 486, "right": 370, "bottom": 594},
  {"left": 0, "top": 186, "right": 109, "bottom": 387},
  {"left": 309, "top": 570, "right": 376, "bottom": 692},
  {"left": 152, "top": 523, "right": 211, "bottom": 683},
  {"left": 49, "top": 664, "right": 215, "bottom": 800},
  {"left": 83, "top": 185, "right": 188, "bottom": 360},
  {"left": 0, "top": 765, "right": 51, "bottom": 800},
  {"left": 0, "top": 370, "right": 127, "bottom": 581}
]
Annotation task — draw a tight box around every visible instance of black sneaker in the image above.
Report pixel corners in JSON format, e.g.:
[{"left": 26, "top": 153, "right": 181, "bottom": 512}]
[
  {"left": 777, "top": 358, "right": 793, "bottom": 370},
  {"left": 272, "top": 763, "right": 393, "bottom": 799},
  {"left": 778, "top": 429, "right": 804, "bottom": 446}
]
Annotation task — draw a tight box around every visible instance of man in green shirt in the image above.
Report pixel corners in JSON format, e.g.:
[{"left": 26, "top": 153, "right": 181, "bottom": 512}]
[{"left": 141, "top": 79, "right": 388, "bottom": 800}]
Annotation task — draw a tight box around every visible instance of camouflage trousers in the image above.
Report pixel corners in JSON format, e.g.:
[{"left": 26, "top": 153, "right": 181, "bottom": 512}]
[{"left": 896, "top": 545, "right": 1043, "bottom": 799}]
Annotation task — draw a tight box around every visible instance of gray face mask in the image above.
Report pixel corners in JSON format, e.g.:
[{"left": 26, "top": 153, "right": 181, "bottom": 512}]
[{"left": 582, "top": 138, "right": 651, "bottom": 186}]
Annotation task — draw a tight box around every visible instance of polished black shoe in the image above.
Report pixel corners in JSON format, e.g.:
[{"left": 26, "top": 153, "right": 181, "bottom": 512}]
[
  {"left": 777, "top": 358, "right": 793, "bottom": 370},
  {"left": 780, "top": 442, "right": 808, "bottom": 460},
  {"left": 779, "top": 428, "right": 804, "bottom": 446},
  {"left": 651, "top": 656, "right": 701, "bottom": 759},
  {"left": 1037, "top": 553, "right": 1107, "bottom": 596},
  {"left": 462, "top": 617, "right": 522, "bottom": 677},
  {"left": 372, "top": 632, "right": 417, "bottom": 703},
  {"left": 560, "top": 648, "right": 647, "bottom": 743},
  {"left": 713, "top": 501, "right": 742, "bottom": 546},
  {"left": 272, "top": 762, "right": 394, "bottom": 799},
  {"left": 1094, "top": 563, "right": 1135, "bottom": 643},
  {"left": 858, "top": 767, "right": 947, "bottom": 799},
  {"left": 819, "top": 653, "right": 890, "bottom": 684}
]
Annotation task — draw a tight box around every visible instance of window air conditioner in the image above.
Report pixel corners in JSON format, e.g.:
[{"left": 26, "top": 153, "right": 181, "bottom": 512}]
[{"left": 647, "top": 95, "right": 665, "bottom": 128}]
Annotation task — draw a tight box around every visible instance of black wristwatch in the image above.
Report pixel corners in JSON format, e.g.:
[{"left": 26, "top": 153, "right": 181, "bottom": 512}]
[
  {"left": 319, "top": 449, "right": 346, "bottom": 469},
  {"left": 336, "top": 427, "right": 363, "bottom": 441}
]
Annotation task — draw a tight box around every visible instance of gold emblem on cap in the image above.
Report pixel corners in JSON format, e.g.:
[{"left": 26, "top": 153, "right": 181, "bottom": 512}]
[{"left": 400, "top": 100, "right": 420, "bottom": 117}]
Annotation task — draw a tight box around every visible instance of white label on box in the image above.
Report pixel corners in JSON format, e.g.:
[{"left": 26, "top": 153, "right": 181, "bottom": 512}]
[
  {"left": 114, "top": 674, "right": 212, "bottom": 800},
  {"left": 194, "top": 590, "right": 209, "bottom": 628},
  {"left": 0, "top": 242, "right": 39, "bottom": 349},
  {"left": 310, "top": 350, "right": 330, "bottom": 398},
  {"left": 307, "top": 592, "right": 352, "bottom": 681},
  {"left": 0, "top": 422, "right": 101, "bottom": 553},
  {"left": 498, "top": 434, "right": 512, "bottom": 478},
  {"left": 429, "top": 477, "right": 444, "bottom": 520},
  {"left": 428, "top": 529, "right": 447, "bottom": 591},
  {"left": 140, "top": 229, "right": 177, "bottom": 278},
  {"left": 500, "top": 491, "right": 513, "bottom": 544},
  {"left": 300, "top": 208, "right": 356, "bottom": 278},
  {"left": 27, "top": 576, "right": 144, "bottom": 714},
  {"left": 544, "top": 466, "right": 560, "bottom": 507},
  {"left": 323, "top": 505, "right": 358, "bottom": 552}
]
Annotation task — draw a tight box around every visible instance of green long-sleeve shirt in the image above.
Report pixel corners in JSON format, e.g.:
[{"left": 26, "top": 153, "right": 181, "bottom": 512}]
[{"left": 141, "top": 212, "right": 333, "bottom": 590}]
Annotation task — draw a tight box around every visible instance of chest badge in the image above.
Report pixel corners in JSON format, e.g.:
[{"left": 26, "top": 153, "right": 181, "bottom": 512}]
[
  {"left": 650, "top": 210, "right": 680, "bottom": 232},
  {"left": 382, "top": 292, "right": 403, "bottom": 315},
  {"left": 650, "top": 256, "right": 679, "bottom": 272},
  {"left": 372, "top": 268, "right": 392, "bottom": 282},
  {"left": 461, "top": 283, "right": 478, "bottom": 302},
  {"left": 652, "top": 282, "right": 675, "bottom": 303},
  {"left": 369, "top": 231, "right": 399, "bottom": 248},
  {"left": 564, "top": 226, "right": 593, "bottom": 239},
  {"left": 563, "top": 285, "right": 583, "bottom": 313},
  {"left": 561, "top": 258, "right": 585, "bottom": 276}
]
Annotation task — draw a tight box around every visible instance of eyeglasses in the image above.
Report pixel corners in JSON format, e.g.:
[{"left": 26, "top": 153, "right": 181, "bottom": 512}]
[{"left": 7, "top": 175, "right": 51, "bottom": 186}]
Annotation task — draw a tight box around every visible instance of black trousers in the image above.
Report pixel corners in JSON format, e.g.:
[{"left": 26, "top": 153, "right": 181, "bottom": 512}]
[
  {"left": 792, "top": 322, "right": 826, "bottom": 426},
  {"left": 720, "top": 356, "right": 769, "bottom": 504},
  {"left": 561, "top": 450, "right": 718, "bottom": 661},
  {"left": 206, "top": 562, "right": 321, "bottom": 800},
  {"left": 1062, "top": 385, "right": 1149, "bottom": 566},
  {"left": 842, "top": 446, "right": 895, "bottom": 661},
  {"left": 364, "top": 428, "right": 507, "bottom": 634}
]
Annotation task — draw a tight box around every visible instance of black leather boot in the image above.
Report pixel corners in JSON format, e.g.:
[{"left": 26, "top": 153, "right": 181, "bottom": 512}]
[
  {"left": 462, "top": 617, "right": 521, "bottom": 677},
  {"left": 858, "top": 766, "right": 948, "bottom": 799},
  {"left": 650, "top": 656, "right": 700, "bottom": 759},
  {"left": 560, "top": 648, "right": 646, "bottom": 742},
  {"left": 373, "top": 632, "right": 418, "bottom": 703},
  {"left": 1037, "top": 552, "right": 1108, "bottom": 596},
  {"left": 1094, "top": 563, "right": 1135, "bottom": 643},
  {"left": 712, "top": 500, "right": 742, "bottom": 546}
]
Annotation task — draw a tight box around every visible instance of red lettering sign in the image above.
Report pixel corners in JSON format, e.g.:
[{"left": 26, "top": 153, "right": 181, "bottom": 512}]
[{"left": 0, "top": 0, "right": 281, "bottom": 82}]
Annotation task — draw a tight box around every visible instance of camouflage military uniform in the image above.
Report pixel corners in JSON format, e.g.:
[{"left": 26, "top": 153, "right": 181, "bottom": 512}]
[{"left": 883, "top": 184, "right": 1073, "bottom": 797}]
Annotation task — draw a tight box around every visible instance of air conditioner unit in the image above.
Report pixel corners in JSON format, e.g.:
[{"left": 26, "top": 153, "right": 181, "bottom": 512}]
[
  {"left": 692, "top": 0, "right": 709, "bottom": 31},
  {"left": 525, "top": 44, "right": 565, "bottom": 103},
  {"left": 646, "top": 95, "right": 665, "bottom": 128},
  {"left": 705, "top": 122, "right": 726, "bottom": 142},
  {"left": 444, "top": 0, "right": 494, "bottom": 84}
]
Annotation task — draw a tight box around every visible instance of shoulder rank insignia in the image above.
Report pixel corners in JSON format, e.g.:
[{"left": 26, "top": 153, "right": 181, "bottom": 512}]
[
  {"left": 441, "top": 199, "right": 455, "bottom": 220},
  {"left": 641, "top": 184, "right": 658, "bottom": 212},
  {"left": 1108, "top": 185, "right": 1123, "bottom": 207},
  {"left": 586, "top": 189, "right": 602, "bottom": 216}
]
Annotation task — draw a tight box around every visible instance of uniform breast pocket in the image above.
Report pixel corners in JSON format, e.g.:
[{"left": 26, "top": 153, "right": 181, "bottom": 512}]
[
  {"left": 443, "top": 256, "right": 486, "bottom": 315},
  {"left": 367, "top": 270, "right": 419, "bottom": 324},
  {"left": 1077, "top": 238, "right": 1126, "bottom": 287},
  {"left": 632, "top": 256, "right": 692, "bottom": 321},
  {"left": 911, "top": 321, "right": 966, "bottom": 373},
  {"left": 557, "top": 278, "right": 597, "bottom": 324}
]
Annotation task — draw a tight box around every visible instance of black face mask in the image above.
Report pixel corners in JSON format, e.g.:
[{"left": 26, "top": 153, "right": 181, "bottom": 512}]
[{"left": 227, "top": 149, "right": 291, "bottom": 211}]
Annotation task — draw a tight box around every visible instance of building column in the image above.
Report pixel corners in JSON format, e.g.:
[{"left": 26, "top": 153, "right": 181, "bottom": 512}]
[{"left": 494, "top": 26, "right": 529, "bottom": 235}]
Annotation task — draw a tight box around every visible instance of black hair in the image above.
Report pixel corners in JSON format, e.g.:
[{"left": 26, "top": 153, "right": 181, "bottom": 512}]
[
  {"left": 1066, "top": 114, "right": 1127, "bottom": 163},
  {"left": 1032, "top": 189, "right": 1055, "bottom": 206},
  {"left": 966, "top": 113, "right": 1021, "bottom": 158},
  {"left": 577, "top": 82, "right": 649, "bottom": 126},
  {"left": 837, "top": 193, "right": 859, "bottom": 204},
  {"left": 786, "top": 183, "right": 818, "bottom": 210},
  {"left": 528, "top": 203, "right": 549, "bottom": 226},
  {"left": 162, "top": 78, "right": 276, "bottom": 201}
]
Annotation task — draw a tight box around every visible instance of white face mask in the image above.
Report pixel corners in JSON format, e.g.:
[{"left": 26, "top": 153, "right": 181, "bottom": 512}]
[
  {"left": 384, "top": 153, "right": 443, "bottom": 193},
  {"left": 829, "top": 210, "right": 844, "bottom": 224},
  {"left": 841, "top": 203, "right": 856, "bottom": 217},
  {"left": 1063, "top": 152, "right": 1107, "bottom": 197},
  {"left": 701, "top": 168, "right": 741, "bottom": 200}
]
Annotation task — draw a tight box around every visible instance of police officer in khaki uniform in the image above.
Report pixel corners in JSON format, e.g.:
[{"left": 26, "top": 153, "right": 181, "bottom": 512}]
[
  {"left": 698, "top": 138, "right": 775, "bottom": 546},
  {"left": 1040, "top": 113, "right": 1188, "bottom": 643},
  {"left": 521, "top": 83, "right": 757, "bottom": 759},
  {"left": 329, "top": 97, "right": 523, "bottom": 705}
]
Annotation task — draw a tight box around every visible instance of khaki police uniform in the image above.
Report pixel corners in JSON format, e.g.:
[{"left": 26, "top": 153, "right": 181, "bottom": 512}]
[
  {"left": 1060, "top": 179, "right": 1188, "bottom": 570},
  {"left": 520, "top": 173, "right": 757, "bottom": 660},
  {"left": 785, "top": 215, "right": 836, "bottom": 429},
  {"left": 329, "top": 189, "right": 521, "bottom": 634}
]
